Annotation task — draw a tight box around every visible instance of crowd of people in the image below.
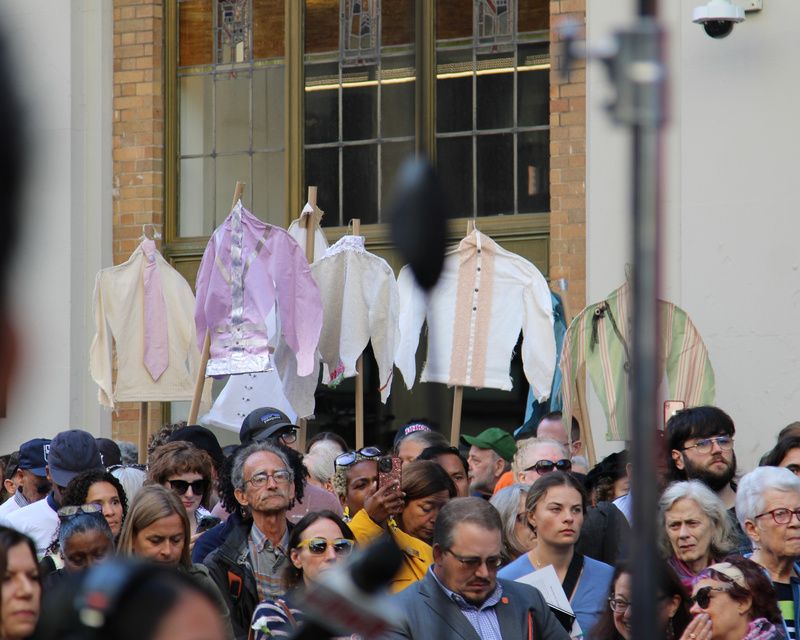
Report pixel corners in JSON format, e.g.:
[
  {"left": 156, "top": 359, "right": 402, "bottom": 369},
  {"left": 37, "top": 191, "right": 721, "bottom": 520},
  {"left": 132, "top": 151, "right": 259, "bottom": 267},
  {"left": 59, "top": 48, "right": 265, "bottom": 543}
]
[{"left": 0, "top": 405, "right": 799, "bottom": 639}]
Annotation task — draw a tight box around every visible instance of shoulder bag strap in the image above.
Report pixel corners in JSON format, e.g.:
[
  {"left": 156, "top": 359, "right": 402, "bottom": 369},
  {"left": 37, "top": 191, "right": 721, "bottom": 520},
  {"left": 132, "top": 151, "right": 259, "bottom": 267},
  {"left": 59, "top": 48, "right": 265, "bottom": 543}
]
[{"left": 562, "top": 552, "right": 584, "bottom": 601}]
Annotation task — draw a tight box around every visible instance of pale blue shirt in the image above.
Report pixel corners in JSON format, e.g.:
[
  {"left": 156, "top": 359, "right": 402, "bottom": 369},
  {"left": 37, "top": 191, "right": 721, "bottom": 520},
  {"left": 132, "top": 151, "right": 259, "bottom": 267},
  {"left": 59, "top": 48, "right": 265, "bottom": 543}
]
[{"left": 429, "top": 566, "right": 505, "bottom": 640}]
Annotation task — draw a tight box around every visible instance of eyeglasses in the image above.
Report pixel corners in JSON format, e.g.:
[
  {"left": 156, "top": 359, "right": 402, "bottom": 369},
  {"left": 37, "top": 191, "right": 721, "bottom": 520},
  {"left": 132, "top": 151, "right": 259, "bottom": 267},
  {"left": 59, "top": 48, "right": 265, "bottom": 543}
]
[
  {"left": 168, "top": 479, "right": 208, "bottom": 496},
  {"left": 58, "top": 503, "right": 103, "bottom": 519},
  {"left": 335, "top": 447, "right": 382, "bottom": 468},
  {"left": 244, "top": 469, "right": 292, "bottom": 487},
  {"left": 444, "top": 549, "right": 503, "bottom": 571},
  {"left": 279, "top": 429, "right": 298, "bottom": 445},
  {"left": 296, "top": 537, "right": 355, "bottom": 555},
  {"left": 681, "top": 435, "right": 734, "bottom": 454},
  {"left": 691, "top": 586, "right": 732, "bottom": 609},
  {"left": 524, "top": 459, "right": 572, "bottom": 474},
  {"left": 754, "top": 507, "right": 800, "bottom": 525},
  {"left": 608, "top": 597, "right": 632, "bottom": 614}
]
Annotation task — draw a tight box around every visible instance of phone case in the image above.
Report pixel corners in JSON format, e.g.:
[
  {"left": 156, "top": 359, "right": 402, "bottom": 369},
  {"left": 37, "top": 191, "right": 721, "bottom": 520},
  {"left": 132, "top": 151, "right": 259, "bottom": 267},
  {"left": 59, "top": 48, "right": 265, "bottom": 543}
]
[{"left": 377, "top": 456, "right": 402, "bottom": 489}]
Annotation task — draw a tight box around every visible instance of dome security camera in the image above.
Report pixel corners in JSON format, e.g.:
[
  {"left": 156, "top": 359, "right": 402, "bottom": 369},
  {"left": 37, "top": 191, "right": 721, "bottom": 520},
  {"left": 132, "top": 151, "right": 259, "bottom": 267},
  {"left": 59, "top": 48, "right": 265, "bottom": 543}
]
[{"left": 692, "top": 0, "right": 745, "bottom": 39}]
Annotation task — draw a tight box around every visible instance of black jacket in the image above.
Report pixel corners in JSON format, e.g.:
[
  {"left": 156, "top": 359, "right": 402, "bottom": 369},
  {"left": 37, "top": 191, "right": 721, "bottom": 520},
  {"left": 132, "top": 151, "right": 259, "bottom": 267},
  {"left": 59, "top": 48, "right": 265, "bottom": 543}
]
[{"left": 202, "top": 517, "right": 262, "bottom": 640}]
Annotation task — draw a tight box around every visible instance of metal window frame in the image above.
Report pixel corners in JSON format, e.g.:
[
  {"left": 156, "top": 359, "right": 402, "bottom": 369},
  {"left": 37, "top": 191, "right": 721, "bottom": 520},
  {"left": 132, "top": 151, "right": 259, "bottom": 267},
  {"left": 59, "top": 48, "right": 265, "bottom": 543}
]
[{"left": 165, "top": 0, "right": 551, "bottom": 255}]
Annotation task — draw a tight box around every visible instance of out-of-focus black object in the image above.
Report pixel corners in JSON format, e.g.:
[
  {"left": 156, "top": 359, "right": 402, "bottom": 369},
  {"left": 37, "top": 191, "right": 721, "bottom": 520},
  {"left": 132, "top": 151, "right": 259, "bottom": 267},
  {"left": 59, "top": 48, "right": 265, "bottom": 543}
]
[
  {"left": 387, "top": 157, "right": 448, "bottom": 292},
  {"left": 32, "top": 559, "right": 222, "bottom": 640},
  {"left": 289, "top": 534, "right": 403, "bottom": 640}
]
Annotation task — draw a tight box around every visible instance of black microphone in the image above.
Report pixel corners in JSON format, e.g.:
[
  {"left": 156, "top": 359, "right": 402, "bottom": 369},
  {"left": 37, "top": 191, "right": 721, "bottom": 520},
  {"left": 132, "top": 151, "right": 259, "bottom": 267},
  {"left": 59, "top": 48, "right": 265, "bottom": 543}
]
[{"left": 288, "top": 534, "right": 404, "bottom": 640}]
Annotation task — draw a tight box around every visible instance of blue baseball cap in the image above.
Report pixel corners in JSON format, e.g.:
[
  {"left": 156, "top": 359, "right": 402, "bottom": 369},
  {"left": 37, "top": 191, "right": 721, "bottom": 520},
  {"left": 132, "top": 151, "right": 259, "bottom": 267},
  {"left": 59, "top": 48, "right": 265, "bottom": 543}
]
[
  {"left": 48, "top": 429, "right": 103, "bottom": 487},
  {"left": 18, "top": 438, "right": 50, "bottom": 477}
]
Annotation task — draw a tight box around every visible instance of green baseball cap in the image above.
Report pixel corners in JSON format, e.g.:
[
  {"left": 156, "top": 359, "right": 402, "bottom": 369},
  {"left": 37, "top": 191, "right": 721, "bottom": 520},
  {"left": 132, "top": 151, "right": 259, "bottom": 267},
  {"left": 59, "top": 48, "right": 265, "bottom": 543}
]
[{"left": 461, "top": 427, "right": 516, "bottom": 462}]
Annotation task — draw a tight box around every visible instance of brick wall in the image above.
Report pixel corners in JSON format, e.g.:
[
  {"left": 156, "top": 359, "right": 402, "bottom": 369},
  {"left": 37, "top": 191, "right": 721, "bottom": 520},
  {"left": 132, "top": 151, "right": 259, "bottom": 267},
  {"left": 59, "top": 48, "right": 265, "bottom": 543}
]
[
  {"left": 549, "top": 0, "right": 586, "bottom": 318},
  {"left": 112, "top": 0, "right": 165, "bottom": 443}
]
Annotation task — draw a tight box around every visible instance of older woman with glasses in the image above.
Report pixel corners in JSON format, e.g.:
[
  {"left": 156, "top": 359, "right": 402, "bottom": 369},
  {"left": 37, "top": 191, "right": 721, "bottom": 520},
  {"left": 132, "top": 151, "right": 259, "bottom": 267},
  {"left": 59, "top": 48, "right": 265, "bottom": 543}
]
[
  {"left": 679, "top": 557, "right": 783, "bottom": 640},
  {"left": 498, "top": 471, "right": 614, "bottom": 637},
  {"left": 250, "top": 510, "right": 355, "bottom": 639},
  {"left": 590, "top": 560, "right": 691, "bottom": 640},
  {"left": 659, "top": 481, "right": 737, "bottom": 589},
  {"left": 489, "top": 483, "right": 535, "bottom": 565},
  {"left": 736, "top": 466, "right": 800, "bottom": 638},
  {"left": 514, "top": 438, "right": 573, "bottom": 485}
]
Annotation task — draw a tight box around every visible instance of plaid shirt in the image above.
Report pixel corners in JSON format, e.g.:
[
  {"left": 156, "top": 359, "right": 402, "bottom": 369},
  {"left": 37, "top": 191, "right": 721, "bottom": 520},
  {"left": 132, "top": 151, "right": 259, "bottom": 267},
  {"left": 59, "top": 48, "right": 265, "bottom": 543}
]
[
  {"left": 429, "top": 567, "right": 504, "bottom": 640},
  {"left": 247, "top": 522, "right": 290, "bottom": 602}
]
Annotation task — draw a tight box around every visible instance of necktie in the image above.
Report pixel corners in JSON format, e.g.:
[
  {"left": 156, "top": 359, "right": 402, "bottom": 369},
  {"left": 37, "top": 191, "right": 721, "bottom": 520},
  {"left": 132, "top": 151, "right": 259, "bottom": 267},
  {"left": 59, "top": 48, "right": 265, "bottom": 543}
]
[{"left": 142, "top": 239, "right": 169, "bottom": 381}]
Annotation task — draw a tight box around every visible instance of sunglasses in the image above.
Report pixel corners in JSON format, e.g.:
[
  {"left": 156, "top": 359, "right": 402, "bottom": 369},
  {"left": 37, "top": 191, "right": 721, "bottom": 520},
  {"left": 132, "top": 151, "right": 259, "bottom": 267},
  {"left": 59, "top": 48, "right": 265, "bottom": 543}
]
[
  {"left": 296, "top": 537, "right": 355, "bottom": 556},
  {"left": 58, "top": 503, "right": 103, "bottom": 520},
  {"left": 524, "top": 459, "right": 572, "bottom": 474},
  {"left": 335, "top": 447, "right": 382, "bottom": 468},
  {"left": 168, "top": 479, "right": 208, "bottom": 496},
  {"left": 691, "top": 586, "right": 731, "bottom": 609}
]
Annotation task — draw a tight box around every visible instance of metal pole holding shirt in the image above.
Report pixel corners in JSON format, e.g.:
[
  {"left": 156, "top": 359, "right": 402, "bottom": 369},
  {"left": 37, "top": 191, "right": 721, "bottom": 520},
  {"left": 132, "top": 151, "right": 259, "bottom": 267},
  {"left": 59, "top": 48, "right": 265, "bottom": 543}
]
[{"left": 560, "top": 1, "right": 666, "bottom": 637}]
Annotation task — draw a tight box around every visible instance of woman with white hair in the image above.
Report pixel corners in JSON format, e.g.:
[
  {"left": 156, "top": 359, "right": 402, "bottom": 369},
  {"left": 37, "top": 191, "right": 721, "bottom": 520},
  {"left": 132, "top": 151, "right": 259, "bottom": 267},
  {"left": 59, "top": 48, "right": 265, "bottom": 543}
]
[
  {"left": 736, "top": 465, "right": 800, "bottom": 639},
  {"left": 489, "top": 482, "right": 534, "bottom": 565},
  {"left": 659, "top": 480, "right": 737, "bottom": 589}
]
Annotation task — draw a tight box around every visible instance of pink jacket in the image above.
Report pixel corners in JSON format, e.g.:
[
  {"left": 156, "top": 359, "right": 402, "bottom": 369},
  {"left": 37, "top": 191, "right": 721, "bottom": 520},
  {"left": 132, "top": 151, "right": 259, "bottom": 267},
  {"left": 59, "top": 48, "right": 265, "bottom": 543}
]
[{"left": 194, "top": 201, "right": 323, "bottom": 377}]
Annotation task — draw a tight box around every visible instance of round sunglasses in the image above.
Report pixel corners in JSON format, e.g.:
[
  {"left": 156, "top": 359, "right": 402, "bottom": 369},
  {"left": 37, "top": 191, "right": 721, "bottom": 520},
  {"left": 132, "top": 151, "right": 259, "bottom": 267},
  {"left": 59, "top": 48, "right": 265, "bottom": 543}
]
[{"left": 296, "top": 537, "right": 354, "bottom": 556}]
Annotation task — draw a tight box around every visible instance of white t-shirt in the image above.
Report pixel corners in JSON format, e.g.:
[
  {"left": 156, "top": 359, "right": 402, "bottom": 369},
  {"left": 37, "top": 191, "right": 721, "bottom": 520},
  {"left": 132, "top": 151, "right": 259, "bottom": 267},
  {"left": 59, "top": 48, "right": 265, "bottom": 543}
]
[
  {"left": 0, "top": 491, "right": 29, "bottom": 520},
  {"left": 1, "top": 494, "right": 59, "bottom": 558}
]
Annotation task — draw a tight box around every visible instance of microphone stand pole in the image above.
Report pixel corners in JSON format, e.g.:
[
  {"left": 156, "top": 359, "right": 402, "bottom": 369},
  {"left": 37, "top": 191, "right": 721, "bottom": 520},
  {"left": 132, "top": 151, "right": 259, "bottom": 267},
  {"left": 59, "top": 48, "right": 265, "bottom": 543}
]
[{"left": 562, "top": 1, "right": 666, "bottom": 637}]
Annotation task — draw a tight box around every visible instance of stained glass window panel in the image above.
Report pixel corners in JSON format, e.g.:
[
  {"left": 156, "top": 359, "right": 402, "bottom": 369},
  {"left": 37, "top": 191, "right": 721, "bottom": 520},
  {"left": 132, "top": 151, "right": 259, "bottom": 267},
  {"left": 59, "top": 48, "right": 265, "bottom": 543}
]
[{"left": 216, "top": 0, "right": 251, "bottom": 64}]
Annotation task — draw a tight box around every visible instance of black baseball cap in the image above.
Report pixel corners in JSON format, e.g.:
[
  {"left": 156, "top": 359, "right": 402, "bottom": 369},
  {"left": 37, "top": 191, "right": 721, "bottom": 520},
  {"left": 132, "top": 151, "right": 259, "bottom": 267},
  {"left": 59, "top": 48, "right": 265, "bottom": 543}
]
[
  {"left": 48, "top": 430, "right": 103, "bottom": 487},
  {"left": 95, "top": 438, "right": 122, "bottom": 468},
  {"left": 240, "top": 407, "right": 295, "bottom": 445},
  {"left": 18, "top": 438, "right": 50, "bottom": 477},
  {"left": 169, "top": 425, "right": 224, "bottom": 468}
]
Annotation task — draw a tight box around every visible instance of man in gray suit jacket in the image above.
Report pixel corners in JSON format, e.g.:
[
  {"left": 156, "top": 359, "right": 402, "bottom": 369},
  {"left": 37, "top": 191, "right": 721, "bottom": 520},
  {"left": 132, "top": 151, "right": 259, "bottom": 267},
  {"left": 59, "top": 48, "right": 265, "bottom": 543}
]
[{"left": 384, "top": 498, "right": 569, "bottom": 640}]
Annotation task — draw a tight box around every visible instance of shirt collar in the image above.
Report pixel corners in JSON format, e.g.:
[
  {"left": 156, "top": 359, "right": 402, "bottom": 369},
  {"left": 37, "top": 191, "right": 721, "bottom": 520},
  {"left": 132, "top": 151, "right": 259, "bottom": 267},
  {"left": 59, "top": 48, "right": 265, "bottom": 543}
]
[
  {"left": 250, "top": 521, "right": 289, "bottom": 554},
  {"left": 13, "top": 490, "right": 30, "bottom": 508},
  {"left": 429, "top": 565, "right": 504, "bottom": 611}
]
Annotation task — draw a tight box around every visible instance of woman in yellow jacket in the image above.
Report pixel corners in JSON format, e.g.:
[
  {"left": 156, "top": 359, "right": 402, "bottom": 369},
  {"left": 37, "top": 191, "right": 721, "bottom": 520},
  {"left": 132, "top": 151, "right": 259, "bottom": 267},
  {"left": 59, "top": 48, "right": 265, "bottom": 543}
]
[{"left": 347, "top": 459, "right": 456, "bottom": 593}]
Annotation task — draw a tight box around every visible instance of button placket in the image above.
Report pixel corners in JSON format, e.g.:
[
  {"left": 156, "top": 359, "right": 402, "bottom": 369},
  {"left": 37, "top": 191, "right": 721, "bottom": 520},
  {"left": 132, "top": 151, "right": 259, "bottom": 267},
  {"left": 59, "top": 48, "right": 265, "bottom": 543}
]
[{"left": 465, "top": 251, "right": 482, "bottom": 385}]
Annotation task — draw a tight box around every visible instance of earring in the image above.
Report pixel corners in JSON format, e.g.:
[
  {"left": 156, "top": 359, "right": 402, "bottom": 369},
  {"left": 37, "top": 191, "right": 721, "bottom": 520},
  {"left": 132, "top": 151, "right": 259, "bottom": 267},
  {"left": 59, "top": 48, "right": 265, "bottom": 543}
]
[{"left": 666, "top": 617, "right": 675, "bottom": 640}]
